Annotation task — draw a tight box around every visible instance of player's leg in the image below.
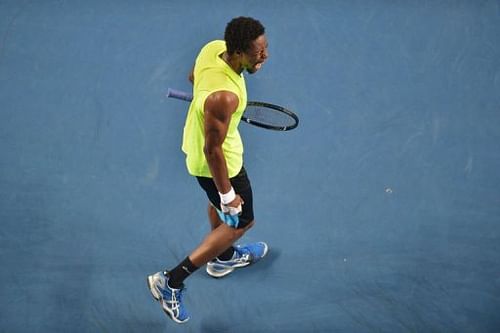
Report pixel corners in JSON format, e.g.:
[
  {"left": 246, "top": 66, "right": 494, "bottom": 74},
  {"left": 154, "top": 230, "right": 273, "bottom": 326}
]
[
  {"left": 188, "top": 220, "right": 254, "bottom": 266},
  {"left": 205, "top": 167, "right": 269, "bottom": 278},
  {"left": 146, "top": 214, "right": 252, "bottom": 324},
  {"left": 207, "top": 203, "right": 238, "bottom": 261},
  {"left": 146, "top": 167, "right": 266, "bottom": 323}
]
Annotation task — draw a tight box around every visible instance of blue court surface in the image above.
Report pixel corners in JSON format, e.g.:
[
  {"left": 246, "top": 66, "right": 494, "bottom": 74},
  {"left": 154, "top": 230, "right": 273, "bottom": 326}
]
[{"left": 1, "top": 1, "right": 500, "bottom": 332}]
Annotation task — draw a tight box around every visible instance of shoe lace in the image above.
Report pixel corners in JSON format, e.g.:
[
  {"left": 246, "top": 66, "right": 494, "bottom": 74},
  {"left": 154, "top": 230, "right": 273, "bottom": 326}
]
[
  {"left": 166, "top": 287, "right": 186, "bottom": 311},
  {"left": 234, "top": 247, "right": 252, "bottom": 263}
]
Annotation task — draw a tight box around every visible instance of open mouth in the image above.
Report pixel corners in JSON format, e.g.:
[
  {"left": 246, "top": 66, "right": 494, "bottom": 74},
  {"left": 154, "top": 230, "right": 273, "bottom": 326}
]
[{"left": 254, "top": 62, "right": 263, "bottom": 70}]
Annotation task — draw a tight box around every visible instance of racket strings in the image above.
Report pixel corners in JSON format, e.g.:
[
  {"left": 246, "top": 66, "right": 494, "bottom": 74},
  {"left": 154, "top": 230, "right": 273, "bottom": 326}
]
[{"left": 243, "top": 105, "right": 296, "bottom": 127}]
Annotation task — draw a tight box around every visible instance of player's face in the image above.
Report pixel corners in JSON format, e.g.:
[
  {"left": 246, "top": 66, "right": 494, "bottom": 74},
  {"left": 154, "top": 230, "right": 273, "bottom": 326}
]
[{"left": 242, "top": 34, "right": 268, "bottom": 74}]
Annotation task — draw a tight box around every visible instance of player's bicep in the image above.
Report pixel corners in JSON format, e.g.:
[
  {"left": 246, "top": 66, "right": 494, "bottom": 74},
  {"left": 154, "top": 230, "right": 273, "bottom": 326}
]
[{"left": 203, "top": 92, "right": 239, "bottom": 147}]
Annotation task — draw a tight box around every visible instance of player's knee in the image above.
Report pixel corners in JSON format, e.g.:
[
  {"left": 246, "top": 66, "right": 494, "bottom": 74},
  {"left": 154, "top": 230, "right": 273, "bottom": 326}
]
[
  {"left": 224, "top": 226, "right": 243, "bottom": 243},
  {"left": 231, "top": 220, "right": 252, "bottom": 238}
]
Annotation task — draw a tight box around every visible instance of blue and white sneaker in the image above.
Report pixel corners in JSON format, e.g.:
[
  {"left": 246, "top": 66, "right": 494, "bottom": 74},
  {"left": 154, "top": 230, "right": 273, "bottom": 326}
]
[
  {"left": 147, "top": 271, "right": 189, "bottom": 324},
  {"left": 206, "top": 242, "right": 269, "bottom": 278}
]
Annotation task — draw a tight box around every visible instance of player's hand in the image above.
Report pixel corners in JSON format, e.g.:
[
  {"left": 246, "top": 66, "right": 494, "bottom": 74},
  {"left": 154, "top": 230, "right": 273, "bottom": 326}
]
[{"left": 221, "top": 194, "right": 244, "bottom": 216}]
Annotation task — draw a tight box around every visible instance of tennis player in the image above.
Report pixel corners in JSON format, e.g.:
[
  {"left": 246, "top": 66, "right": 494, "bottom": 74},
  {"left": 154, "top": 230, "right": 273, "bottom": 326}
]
[{"left": 147, "top": 17, "right": 269, "bottom": 324}]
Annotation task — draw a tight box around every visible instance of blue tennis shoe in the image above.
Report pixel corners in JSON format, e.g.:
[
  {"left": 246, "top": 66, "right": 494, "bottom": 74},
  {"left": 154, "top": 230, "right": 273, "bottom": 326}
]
[
  {"left": 206, "top": 241, "right": 269, "bottom": 278},
  {"left": 147, "top": 271, "right": 189, "bottom": 324}
]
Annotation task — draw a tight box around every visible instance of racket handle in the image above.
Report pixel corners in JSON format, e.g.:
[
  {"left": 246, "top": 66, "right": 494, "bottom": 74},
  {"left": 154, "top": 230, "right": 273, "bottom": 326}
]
[{"left": 167, "top": 88, "right": 193, "bottom": 102}]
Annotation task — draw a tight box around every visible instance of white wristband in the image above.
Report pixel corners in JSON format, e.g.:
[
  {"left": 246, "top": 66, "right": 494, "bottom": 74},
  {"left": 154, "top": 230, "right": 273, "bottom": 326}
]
[{"left": 219, "top": 187, "right": 236, "bottom": 205}]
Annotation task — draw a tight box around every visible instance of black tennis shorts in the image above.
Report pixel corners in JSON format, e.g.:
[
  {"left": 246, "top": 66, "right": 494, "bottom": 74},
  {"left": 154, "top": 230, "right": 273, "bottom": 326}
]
[{"left": 196, "top": 166, "right": 254, "bottom": 229}]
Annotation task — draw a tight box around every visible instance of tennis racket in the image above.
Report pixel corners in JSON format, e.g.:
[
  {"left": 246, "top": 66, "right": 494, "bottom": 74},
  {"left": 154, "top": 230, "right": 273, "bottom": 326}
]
[{"left": 167, "top": 88, "right": 299, "bottom": 131}]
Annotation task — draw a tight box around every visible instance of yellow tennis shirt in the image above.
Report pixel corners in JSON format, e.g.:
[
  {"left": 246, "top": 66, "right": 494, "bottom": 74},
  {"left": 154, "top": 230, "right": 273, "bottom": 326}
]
[{"left": 182, "top": 40, "right": 247, "bottom": 178}]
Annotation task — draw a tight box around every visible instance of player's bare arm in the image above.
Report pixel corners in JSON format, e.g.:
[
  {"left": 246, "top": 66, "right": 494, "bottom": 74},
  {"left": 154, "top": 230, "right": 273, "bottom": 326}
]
[{"left": 203, "top": 91, "right": 243, "bottom": 208}]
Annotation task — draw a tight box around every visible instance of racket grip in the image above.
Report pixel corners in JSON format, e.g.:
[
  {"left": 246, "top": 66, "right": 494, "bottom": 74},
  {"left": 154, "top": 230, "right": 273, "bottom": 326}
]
[{"left": 167, "top": 88, "right": 193, "bottom": 102}]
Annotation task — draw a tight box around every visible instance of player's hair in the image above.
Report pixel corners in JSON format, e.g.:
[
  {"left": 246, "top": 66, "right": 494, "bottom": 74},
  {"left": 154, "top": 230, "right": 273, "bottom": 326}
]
[{"left": 224, "top": 17, "right": 265, "bottom": 55}]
